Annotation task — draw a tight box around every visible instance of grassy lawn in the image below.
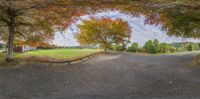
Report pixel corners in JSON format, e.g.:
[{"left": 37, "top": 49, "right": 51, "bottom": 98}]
[
  {"left": 0, "top": 48, "right": 101, "bottom": 64},
  {"left": 18, "top": 48, "right": 101, "bottom": 59}
]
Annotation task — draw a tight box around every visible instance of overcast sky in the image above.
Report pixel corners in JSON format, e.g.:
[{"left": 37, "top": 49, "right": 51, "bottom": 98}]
[{"left": 53, "top": 11, "right": 200, "bottom": 47}]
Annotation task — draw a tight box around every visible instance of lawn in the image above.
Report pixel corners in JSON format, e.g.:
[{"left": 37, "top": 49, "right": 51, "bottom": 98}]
[
  {"left": 18, "top": 48, "right": 101, "bottom": 59},
  {"left": 0, "top": 48, "right": 101, "bottom": 62}
]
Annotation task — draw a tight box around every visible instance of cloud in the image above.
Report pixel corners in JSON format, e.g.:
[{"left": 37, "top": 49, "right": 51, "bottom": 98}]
[{"left": 53, "top": 11, "right": 200, "bottom": 47}]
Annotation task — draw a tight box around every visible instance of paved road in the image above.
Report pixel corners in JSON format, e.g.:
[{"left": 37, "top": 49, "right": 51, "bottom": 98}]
[{"left": 0, "top": 52, "right": 200, "bottom": 99}]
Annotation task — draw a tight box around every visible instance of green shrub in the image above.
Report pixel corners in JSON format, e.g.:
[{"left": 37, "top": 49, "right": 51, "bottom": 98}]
[
  {"left": 169, "top": 47, "right": 176, "bottom": 53},
  {"left": 127, "top": 42, "right": 139, "bottom": 52},
  {"left": 0, "top": 44, "right": 3, "bottom": 49},
  {"left": 111, "top": 44, "right": 125, "bottom": 51},
  {"left": 115, "top": 45, "right": 125, "bottom": 51},
  {"left": 187, "top": 44, "right": 194, "bottom": 51},
  {"left": 160, "top": 43, "right": 169, "bottom": 53}
]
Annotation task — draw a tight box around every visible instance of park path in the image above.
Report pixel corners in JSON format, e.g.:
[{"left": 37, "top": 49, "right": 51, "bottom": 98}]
[{"left": 0, "top": 51, "right": 200, "bottom": 99}]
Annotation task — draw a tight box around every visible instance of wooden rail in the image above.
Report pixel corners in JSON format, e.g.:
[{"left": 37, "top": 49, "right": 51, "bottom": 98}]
[{"left": 31, "top": 51, "right": 103, "bottom": 64}]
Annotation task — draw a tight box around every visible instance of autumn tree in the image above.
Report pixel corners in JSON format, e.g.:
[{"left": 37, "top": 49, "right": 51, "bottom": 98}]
[
  {"left": 0, "top": 0, "right": 91, "bottom": 61},
  {"left": 0, "top": 0, "right": 138, "bottom": 61},
  {"left": 0, "top": 0, "right": 199, "bottom": 61},
  {"left": 0, "top": 1, "right": 62, "bottom": 61},
  {"left": 77, "top": 18, "right": 131, "bottom": 53}
]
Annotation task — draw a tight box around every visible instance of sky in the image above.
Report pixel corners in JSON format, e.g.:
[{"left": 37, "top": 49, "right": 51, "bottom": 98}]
[{"left": 53, "top": 11, "right": 200, "bottom": 47}]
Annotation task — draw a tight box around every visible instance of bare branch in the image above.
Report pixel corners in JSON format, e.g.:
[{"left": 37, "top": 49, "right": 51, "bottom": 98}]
[{"left": 14, "top": 31, "right": 28, "bottom": 39}]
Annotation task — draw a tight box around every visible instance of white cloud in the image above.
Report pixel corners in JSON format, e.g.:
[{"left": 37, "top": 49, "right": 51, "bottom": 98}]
[{"left": 53, "top": 11, "right": 200, "bottom": 47}]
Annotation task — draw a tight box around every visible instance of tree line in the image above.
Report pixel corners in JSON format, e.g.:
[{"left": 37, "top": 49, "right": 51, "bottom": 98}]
[{"left": 110, "top": 39, "right": 200, "bottom": 54}]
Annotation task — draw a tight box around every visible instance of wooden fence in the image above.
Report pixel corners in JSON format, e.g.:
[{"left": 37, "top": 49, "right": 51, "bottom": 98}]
[{"left": 27, "top": 51, "right": 103, "bottom": 65}]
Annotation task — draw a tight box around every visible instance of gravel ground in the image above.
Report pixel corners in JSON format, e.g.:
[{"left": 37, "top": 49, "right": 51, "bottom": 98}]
[{"left": 0, "top": 51, "right": 200, "bottom": 99}]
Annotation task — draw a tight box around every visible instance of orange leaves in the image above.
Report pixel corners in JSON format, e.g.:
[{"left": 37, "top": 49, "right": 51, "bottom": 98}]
[
  {"left": 101, "top": 18, "right": 113, "bottom": 23},
  {"left": 77, "top": 17, "right": 131, "bottom": 48},
  {"left": 72, "top": 10, "right": 86, "bottom": 17}
]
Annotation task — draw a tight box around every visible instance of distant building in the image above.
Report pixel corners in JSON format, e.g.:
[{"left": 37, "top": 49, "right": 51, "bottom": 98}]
[
  {"left": 0, "top": 40, "right": 37, "bottom": 53},
  {"left": 13, "top": 45, "right": 36, "bottom": 52},
  {"left": 13, "top": 39, "right": 37, "bottom": 52}
]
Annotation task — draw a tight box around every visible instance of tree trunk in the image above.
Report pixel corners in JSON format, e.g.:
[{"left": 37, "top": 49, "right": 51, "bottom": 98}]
[{"left": 6, "top": 23, "right": 14, "bottom": 62}]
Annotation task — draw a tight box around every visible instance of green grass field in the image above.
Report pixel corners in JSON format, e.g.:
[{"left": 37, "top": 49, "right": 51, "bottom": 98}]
[
  {"left": 18, "top": 48, "right": 101, "bottom": 59},
  {"left": 0, "top": 48, "right": 101, "bottom": 62}
]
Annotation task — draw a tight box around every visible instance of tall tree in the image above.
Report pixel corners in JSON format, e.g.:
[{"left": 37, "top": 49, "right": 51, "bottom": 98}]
[
  {"left": 0, "top": 0, "right": 87, "bottom": 61},
  {"left": 153, "top": 39, "right": 160, "bottom": 53},
  {"left": 0, "top": 0, "right": 199, "bottom": 61},
  {"left": 0, "top": 0, "right": 140, "bottom": 61},
  {"left": 77, "top": 18, "right": 131, "bottom": 53},
  {"left": 143, "top": 40, "right": 154, "bottom": 53},
  {"left": 159, "top": 7, "right": 200, "bottom": 39}
]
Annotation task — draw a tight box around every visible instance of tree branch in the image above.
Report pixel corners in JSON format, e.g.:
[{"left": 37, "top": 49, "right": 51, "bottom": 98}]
[{"left": 15, "top": 31, "right": 28, "bottom": 39}]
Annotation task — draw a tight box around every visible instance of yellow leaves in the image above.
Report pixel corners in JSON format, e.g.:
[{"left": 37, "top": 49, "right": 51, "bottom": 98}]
[{"left": 77, "top": 17, "right": 131, "bottom": 47}]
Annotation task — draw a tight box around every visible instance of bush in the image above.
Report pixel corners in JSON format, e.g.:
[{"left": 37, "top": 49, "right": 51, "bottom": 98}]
[
  {"left": 187, "top": 44, "right": 194, "bottom": 51},
  {"left": 127, "top": 43, "right": 139, "bottom": 52},
  {"left": 112, "top": 44, "right": 125, "bottom": 51},
  {"left": 160, "top": 43, "right": 169, "bottom": 53},
  {"left": 0, "top": 44, "right": 3, "bottom": 49},
  {"left": 116, "top": 45, "right": 125, "bottom": 51},
  {"left": 169, "top": 47, "right": 176, "bottom": 53},
  {"left": 109, "top": 46, "right": 114, "bottom": 50}
]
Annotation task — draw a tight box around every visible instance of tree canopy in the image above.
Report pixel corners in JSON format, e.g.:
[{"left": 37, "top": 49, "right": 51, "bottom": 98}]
[{"left": 77, "top": 17, "right": 131, "bottom": 53}]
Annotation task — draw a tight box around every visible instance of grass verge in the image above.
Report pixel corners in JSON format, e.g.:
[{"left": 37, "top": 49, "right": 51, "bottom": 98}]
[{"left": 0, "top": 48, "right": 101, "bottom": 66}]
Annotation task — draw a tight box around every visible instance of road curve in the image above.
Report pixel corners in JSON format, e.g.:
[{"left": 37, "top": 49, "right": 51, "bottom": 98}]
[{"left": 0, "top": 51, "right": 199, "bottom": 99}]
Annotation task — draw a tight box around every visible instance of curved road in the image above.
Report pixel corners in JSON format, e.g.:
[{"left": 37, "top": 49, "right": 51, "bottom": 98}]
[{"left": 0, "top": 51, "right": 200, "bottom": 99}]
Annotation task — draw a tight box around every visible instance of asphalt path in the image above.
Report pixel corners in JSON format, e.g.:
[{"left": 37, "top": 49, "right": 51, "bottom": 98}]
[{"left": 0, "top": 51, "right": 200, "bottom": 99}]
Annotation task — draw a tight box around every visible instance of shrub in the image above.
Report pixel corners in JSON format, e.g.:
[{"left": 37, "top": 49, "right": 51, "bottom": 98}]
[
  {"left": 116, "top": 45, "right": 125, "bottom": 51},
  {"left": 187, "top": 44, "right": 194, "bottom": 51},
  {"left": 127, "top": 42, "right": 139, "bottom": 52},
  {"left": 112, "top": 44, "right": 125, "bottom": 51},
  {"left": 169, "top": 47, "right": 176, "bottom": 53},
  {"left": 160, "top": 43, "right": 169, "bottom": 53},
  {"left": 0, "top": 44, "right": 3, "bottom": 49}
]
